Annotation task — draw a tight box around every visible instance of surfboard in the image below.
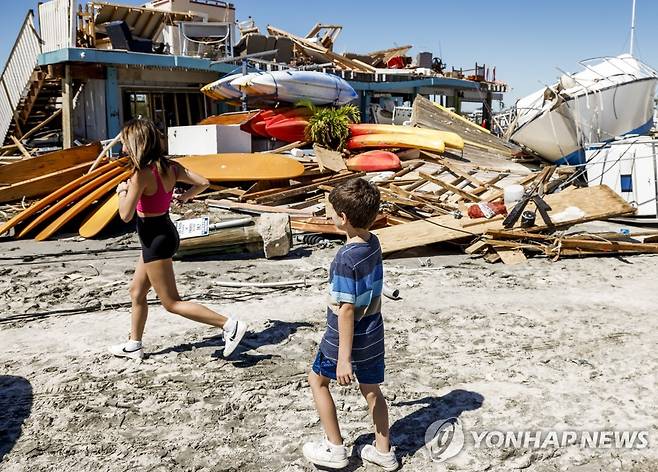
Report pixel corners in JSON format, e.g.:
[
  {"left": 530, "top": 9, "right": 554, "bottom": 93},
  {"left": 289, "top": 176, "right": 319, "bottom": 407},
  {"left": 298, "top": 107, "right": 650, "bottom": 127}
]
[
  {"left": 346, "top": 134, "right": 446, "bottom": 154},
  {"left": 35, "top": 171, "right": 132, "bottom": 241},
  {"left": 349, "top": 124, "right": 464, "bottom": 150},
  {"left": 79, "top": 193, "right": 119, "bottom": 239},
  {"left": 0, "top": 161, "right": 96, "bottom": 204},
  {"left": 265, "top": 118, "right": 308, "bottom": 143},
  {"left": 18, "top": 165, "right": 127, "bottom": 238},
  {"left": 346, "top": 150, "right": 401, "bottom": 172},
  {"left": 0, "top": 142, "right": 102, "bottom": 185},
  {"left": 0, "top": 159, "right": 122, "bottom": 237},
  {"left": 174, "top": 154, "right": 305, "bottom": 181}
]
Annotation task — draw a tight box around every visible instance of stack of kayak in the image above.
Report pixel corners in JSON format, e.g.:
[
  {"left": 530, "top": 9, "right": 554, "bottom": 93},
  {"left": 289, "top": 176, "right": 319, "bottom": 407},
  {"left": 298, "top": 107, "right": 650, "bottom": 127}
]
[
  {"left": 239, "top": 107, "right": 312, "bottom": 143},
  {"left": 202, "top": 70, "right": 358, "bottom": 106}
]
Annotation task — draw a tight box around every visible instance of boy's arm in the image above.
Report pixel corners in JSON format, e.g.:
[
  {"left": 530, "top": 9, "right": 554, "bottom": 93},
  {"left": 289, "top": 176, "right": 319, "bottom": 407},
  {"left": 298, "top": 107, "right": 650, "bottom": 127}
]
[{"left": 336, "top": 302, "right": 356, "bottom": 386}]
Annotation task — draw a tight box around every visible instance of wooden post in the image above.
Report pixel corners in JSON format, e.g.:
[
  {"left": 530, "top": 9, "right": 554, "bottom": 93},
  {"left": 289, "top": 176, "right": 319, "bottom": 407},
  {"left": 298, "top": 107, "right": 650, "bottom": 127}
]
[{"left": 62, "top": 64, "right": 74, "bottom": 149}]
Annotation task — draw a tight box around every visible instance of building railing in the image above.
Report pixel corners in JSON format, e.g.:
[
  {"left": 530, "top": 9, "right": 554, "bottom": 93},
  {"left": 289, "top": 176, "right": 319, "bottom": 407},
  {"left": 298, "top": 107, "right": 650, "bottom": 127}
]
[
  {"left": 39, "top": 0, "right": 76, "bottom": 54},
  {"left": 0, "top": 11, "right": 43, "bottom": 144}
]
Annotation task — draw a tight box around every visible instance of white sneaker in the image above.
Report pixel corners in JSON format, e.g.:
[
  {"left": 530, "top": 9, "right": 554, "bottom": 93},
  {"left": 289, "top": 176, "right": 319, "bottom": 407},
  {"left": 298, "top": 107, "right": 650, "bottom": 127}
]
[
  {"left": 360, "top": 442, "right": 398, "bottom": 471},
  {"left": 302, "top": 437, "right": 349, "bottom": 469},
  {"left": 109, "top": 342, "right": 144, "bottom": 360},
  {"left": 223, "top": 320, "right": 247, "bottom": 357}
]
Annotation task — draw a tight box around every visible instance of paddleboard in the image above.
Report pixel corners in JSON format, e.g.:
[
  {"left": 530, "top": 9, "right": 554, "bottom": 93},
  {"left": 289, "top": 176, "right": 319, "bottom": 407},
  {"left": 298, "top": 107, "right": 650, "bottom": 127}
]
[
  {"left": 0, "top": 159, "right": 123, "bottom": 237},
  {"left": 35, "top": 171, "right": 132, "bottom": 241},
  {"left": 349, "top": 124, "right": 464, "bottom": 150},
  {"left": 18, "top": 165, "right": 127, "bottom": 238},
  {"left": 174, "top": 154, "right": 305, "bottom": 181},
  {"left": 265, "top": 118, "right": 308, "bottom": 143},
  {"left": 346, "top": 150, "right": 401, "bottom": 172},
  {"left": 0, "top": 161, "right": 94, "bottom": 203},
  {"left": 0, "top": 142, "right": 102, "bottom": 185},
  {"left": 231, "top": 71, "right": 358, "bottom": 105},
  {"left": 79, "top": 193, "right": 119, "bottom": 239},
  {"left": 346, "top": 134, "right": 445, "bottom": 154}
]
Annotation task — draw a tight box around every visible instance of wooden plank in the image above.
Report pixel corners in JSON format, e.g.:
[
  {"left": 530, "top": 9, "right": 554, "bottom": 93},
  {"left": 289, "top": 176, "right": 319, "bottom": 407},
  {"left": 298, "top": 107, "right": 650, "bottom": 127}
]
[
  {"left": 314, "top": 145, "right": 347, "bottom": 173},
  {"left": 0, "top": 142, "right": 102, "bottom": 185},
  {"left": 496, "top": 248, "right": 527, "bottom": 265},
  {"left": 419, "top": 172, "right": 481, "bottom": 202},
  {"left": 253, "top": 172, "right": 363, "bottom": 205},
  {"left": 206, "top": 199, "right": 314, "bottom": 217},
  {"left": 10, "top": 136, "right": 32, "bottom": 159},
  {"left": 421, "top": 152, "right": 485, "bottom": 186},
  {"left": 374, "top": 185, "right": 636, "bottom": 254},
  {"left": 0, "top": 161, "right": 95, "bottom": 203},
  {"left": 20, "top": 108, "right": 63, "bottom": 142}
]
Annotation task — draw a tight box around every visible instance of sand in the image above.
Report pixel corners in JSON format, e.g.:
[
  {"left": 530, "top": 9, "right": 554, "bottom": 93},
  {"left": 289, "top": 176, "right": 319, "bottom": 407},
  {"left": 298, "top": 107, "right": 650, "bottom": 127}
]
[{"left": 1, "top": 224, "right": 657, "bottom": 471}]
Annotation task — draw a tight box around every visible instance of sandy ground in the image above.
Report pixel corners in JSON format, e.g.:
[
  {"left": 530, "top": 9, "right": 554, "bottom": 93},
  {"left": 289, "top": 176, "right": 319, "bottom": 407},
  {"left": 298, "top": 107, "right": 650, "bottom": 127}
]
[{"left": 1, "top": 223, "right": 657, "bottom": 472}]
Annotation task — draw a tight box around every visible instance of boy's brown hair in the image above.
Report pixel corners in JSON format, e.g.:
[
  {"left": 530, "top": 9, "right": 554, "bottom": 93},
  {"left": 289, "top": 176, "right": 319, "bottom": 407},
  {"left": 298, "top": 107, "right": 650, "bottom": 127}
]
[{"left": 329, "top": 178, "right": 380, "bottom": 229}]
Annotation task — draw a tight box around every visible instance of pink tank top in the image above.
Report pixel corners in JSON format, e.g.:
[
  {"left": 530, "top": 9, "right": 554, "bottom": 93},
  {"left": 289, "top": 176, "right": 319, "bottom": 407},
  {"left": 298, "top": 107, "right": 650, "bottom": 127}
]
[{"left": 136, "top": 164, "right": 174, "bottom": 214}]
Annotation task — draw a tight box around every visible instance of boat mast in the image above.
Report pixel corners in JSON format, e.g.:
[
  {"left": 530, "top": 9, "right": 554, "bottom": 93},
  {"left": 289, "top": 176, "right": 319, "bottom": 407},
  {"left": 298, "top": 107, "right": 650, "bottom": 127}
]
[{"left": 630, "top": 0, "right": 637, "bottom": 55}]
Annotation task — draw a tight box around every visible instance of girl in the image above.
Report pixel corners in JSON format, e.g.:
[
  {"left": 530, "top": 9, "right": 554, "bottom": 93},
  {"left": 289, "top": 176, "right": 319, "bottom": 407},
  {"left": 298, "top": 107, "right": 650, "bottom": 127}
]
[{"left": 109, "top": 118, "right": 247, "bottom": 360}]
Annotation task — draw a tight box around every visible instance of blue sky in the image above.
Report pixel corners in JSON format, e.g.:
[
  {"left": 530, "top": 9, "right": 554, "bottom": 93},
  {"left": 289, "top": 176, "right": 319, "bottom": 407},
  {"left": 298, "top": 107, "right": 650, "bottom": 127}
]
[{"left": 2, "top": 0, "right": 657, "bottom": 107}]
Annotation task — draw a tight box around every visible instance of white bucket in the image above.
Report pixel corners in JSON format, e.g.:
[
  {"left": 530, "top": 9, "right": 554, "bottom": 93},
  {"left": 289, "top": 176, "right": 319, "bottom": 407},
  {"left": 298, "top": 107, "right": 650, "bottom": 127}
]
[{"left": 504, "top": 184, "right": 525, "bottom": 208}]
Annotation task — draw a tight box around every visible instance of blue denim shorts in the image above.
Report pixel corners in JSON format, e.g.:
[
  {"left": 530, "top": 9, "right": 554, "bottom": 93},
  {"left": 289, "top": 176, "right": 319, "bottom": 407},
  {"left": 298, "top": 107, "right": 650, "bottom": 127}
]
[{"left": 312, "top": 350, "right": 384, "bottom": 385}]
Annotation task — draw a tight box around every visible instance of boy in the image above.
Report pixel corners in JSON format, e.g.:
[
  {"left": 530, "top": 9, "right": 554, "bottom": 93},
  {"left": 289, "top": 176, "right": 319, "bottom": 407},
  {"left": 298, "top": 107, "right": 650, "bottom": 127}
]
[{"left": 303, "top": 178, "right": 398, "bottom": 471}]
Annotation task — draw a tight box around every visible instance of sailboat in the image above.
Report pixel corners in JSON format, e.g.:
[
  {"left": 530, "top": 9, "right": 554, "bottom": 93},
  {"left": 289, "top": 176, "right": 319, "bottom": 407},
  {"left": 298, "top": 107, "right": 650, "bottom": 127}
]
[{"left": 507, "top": 1, "right": 658, "bottom": 165}]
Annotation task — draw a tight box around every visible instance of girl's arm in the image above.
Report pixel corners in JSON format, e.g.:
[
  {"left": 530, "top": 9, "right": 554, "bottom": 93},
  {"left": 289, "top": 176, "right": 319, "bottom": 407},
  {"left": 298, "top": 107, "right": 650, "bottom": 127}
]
[
  {"left": 173, "top": 162, "right": 209, "bottom": 203},
  {"left": 118, "top": 171, "right": 147, "bottom": 222}
]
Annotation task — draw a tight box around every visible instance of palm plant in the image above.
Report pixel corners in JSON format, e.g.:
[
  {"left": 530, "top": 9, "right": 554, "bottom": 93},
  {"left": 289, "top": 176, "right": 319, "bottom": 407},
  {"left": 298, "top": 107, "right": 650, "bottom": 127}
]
[{"left": 299, "top": 101, "right": 360, "bottom": 151}]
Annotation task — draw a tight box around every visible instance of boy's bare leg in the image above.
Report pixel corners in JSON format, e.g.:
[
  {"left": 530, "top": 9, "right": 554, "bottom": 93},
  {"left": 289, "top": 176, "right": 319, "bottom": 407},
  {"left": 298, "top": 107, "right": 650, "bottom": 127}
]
[
  {"left": 360, "top": 384, "right": 391, "bottom": 453},
  {"left": 308, "top": 371, "right": 343, "bottom": 445}
]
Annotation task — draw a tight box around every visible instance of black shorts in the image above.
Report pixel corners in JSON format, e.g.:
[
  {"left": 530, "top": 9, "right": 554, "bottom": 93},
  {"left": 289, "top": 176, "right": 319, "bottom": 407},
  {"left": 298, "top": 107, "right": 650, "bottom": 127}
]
[{"left": 136, "top": 213, "right": 180, "bottom": 263}]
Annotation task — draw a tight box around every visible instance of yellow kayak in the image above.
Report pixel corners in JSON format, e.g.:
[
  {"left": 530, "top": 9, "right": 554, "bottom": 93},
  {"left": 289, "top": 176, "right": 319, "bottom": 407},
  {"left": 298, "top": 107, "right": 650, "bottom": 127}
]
[
  {"left": 349, "top": 124, "right": 464, "bottom": 150},
  {"left": 346, "top": 133, "right": 445, "bottom": 154}
]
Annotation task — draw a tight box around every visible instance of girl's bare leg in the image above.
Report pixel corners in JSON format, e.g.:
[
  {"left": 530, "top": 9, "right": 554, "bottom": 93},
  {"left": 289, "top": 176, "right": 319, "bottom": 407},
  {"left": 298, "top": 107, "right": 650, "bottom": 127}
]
[
  {"left": 144, "top": 258, "right": 229, "bottom": 328},
  {"left": 129, "top": 256, "right": 151, "bottom": 341}
]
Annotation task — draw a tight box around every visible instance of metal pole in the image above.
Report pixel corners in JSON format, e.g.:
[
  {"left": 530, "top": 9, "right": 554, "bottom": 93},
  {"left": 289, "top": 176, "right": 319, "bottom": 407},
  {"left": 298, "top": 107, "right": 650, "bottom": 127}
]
[
  {"left": 241, "top": 58, "right": 248, "bottom": 111},
  {"left": 630, "top": 0, "right": 637, "bottom": 55}
]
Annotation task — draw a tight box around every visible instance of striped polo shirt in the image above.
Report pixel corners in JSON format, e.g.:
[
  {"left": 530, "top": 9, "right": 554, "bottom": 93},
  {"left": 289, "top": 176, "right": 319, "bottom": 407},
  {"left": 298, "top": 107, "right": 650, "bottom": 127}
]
[{"left": 319, "top": 234, "right": 385, "bottom": 365}]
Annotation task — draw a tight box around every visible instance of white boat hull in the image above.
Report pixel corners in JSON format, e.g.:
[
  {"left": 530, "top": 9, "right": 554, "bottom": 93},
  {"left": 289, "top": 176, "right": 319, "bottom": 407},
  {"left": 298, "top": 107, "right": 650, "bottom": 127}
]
[{"left": 510, "top": 54, "right": 658, "bottom": 165}]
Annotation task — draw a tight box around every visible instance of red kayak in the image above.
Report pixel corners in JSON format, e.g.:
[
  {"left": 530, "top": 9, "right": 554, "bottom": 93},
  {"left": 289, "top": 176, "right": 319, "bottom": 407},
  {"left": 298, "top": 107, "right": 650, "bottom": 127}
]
[
  {"left": 265, "top": 118, "right": 308, "bottom": 143},
  {"left": 240, "top": 109, "right": 275, "bottom": 137},
  {"left": 346, "top": 150, "right": 401, "bottom": 172}
]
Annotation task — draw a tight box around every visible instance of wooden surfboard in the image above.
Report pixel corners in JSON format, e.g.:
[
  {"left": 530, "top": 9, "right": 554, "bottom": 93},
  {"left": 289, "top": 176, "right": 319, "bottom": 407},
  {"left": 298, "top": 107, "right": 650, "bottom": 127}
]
[
  {"left": 346, "top": 134, "right": 446, "bottom": 154},
  {"left": 35, "top": 171, "right": 132, "bottom": 241},
  {"left": 0, "top": 142, "right": 102, "bottom": 185},
  {"left": 18, "top": 165, "right": 127, "bottom": 238},
  {"left": 0, "top": 161, "right": 95, "bottom": 203},
  {"left": 174, "top": 154, "right": 305, "bottom": 181},
  {"left": 78, "top": 193, "right": 119, "bottom": 239},
  {"left": 0, "top": 159, "right": 123, "bottom": 237},
  {"left": 349, "top": 124, "right": 464, "bottom": 150}
]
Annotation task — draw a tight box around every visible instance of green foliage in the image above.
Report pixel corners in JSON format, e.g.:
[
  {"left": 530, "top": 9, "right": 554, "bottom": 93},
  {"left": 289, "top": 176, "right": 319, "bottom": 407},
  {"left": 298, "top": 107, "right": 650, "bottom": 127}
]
[{"left": 299, "top": 102, "right": 360, "bottom": 151}]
